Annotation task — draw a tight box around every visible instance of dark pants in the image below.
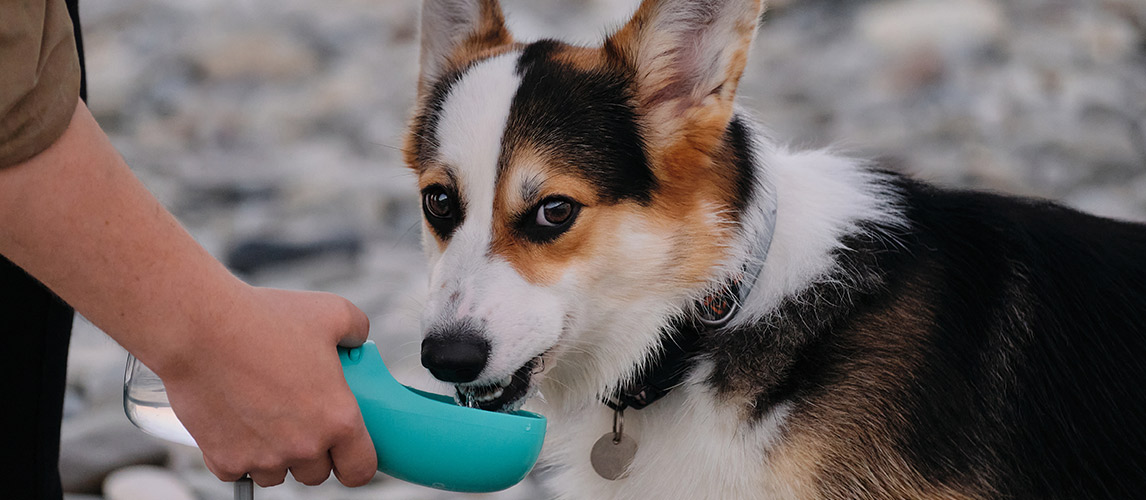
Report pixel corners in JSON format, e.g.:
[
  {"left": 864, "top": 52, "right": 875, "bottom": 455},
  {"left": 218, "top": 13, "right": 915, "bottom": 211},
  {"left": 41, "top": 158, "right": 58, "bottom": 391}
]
[
  {"left": 0, "top": 1, "right": 85, "bottom": 498},
  {"left": 0, "top": 258, "right": 74, "bottom": 499}
]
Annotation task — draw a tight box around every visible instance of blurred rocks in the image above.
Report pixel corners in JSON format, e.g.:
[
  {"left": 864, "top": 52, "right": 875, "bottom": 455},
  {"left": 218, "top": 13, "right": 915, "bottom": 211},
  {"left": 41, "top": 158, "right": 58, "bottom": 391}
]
[
  {"left": 856, "top": 0, "right": 1004, "bottom": 58},
  {"left": 191, "top": 30, "right": 321, "bottom": 82},
  {"left": 63, "top": 0, "right": 1146, "bottom": 499},
  {"left": 60, "top": 410, "right": 169, "bottom": 494},
  {"left": 225, "top": 232, "right": 363, "bottom": 275},
  {"left": 745, "top": 0, "right": 1145, "bottom": 213}
]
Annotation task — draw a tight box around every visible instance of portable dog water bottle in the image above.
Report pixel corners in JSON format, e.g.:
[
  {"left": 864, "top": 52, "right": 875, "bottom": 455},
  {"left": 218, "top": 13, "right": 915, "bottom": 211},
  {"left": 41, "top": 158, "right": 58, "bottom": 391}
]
[
  {"left": 339, "top": 341, "right": 546, "bottom": 492},
  {"left": 124, "top": 341, "right": 546, "bottom": 495}
]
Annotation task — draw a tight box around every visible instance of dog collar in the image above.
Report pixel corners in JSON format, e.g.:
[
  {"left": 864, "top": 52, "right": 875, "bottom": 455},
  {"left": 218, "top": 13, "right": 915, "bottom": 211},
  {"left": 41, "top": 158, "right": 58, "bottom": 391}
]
[
  {"left": 606, "top": 190, "right": 779, "bottom": 412},
  {"left": 605, "top": 287, "right": 731, "bottom": 411}
]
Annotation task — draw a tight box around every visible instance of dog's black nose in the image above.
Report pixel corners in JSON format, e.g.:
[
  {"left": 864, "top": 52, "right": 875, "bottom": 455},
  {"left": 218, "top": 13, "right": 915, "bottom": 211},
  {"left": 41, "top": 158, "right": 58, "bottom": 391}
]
[{"left": 421, "top": 331, "right": 490, "bottom": 383}]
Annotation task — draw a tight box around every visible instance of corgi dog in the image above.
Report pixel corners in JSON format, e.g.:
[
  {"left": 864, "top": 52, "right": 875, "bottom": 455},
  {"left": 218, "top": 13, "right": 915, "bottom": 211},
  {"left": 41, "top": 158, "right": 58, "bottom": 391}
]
[{"left": 403, "top": 1, "right": 1146, "bottom": 498}]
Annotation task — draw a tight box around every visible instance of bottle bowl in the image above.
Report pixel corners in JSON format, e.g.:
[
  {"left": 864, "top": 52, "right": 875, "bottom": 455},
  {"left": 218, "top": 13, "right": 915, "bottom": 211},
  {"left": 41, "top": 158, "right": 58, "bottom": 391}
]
[{"left": 339, "top": 341, "right": 546, "bottom": 492}]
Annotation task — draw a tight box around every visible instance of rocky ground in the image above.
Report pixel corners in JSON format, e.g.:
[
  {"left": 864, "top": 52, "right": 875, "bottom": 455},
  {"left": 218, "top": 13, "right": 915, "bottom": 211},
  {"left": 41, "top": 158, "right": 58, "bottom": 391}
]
[{"left": 61, "top": 0, "right": 1145, "bottom": 499}]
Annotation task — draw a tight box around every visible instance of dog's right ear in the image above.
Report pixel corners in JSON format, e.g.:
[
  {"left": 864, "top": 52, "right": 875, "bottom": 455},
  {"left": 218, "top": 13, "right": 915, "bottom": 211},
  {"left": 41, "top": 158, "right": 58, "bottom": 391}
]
[
  {"left": 604, "top": 0, "right": 764, "bottom": 160},
  {"left": 418, "top": 0, "right": 513, "bottom": 92}
]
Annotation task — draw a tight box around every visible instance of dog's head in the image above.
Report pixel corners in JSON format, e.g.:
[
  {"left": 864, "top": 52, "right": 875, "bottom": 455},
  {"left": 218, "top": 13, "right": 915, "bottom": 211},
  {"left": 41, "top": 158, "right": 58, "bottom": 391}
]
[{"left": 405, "top": 0, "right": 766, "bottom": 411}]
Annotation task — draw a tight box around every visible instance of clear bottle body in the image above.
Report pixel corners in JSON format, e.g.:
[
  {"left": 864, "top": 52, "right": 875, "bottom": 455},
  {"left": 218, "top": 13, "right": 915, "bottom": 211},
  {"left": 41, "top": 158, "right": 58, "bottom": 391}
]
[{"left": 123, "top": 354, "right": 197, "bottom": 447}]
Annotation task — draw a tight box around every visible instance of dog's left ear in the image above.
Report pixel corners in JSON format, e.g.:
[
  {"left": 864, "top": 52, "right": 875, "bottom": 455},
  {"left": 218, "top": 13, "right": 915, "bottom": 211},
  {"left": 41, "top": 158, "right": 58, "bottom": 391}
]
[
  {"left": 605, "top": 0, "right": 764, "bottom": 152},
  {"left": 418, "top": 0, "right": 513, "bottom": 93}
]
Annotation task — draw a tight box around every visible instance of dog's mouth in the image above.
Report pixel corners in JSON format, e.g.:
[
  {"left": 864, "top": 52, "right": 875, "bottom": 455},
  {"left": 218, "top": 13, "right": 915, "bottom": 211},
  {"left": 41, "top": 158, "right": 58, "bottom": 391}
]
[{"left": 455, "top": 355, "right": 544, "bottom": 413}]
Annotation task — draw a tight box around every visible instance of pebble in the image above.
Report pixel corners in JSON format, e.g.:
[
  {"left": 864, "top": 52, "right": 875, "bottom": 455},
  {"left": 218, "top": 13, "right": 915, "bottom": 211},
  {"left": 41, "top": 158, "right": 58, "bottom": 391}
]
[
  {"left": 104, "top": 466, "right": 196, "bottom": 500},
  {"left": 191, "top": 31, "right": 320, "bottom": 81},
  {"left": 856, "top": 0, "right": 1005, "bottom": 57}
]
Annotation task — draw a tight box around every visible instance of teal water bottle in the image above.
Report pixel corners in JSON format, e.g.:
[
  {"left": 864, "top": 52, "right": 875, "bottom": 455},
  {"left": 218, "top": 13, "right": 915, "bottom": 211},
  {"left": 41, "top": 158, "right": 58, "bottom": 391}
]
[
  {"left": 123, "top": 341, "right": 546, "bottom": 494},
  {"left": 340, "top": 341, "right": 546, "bottom": 492}
]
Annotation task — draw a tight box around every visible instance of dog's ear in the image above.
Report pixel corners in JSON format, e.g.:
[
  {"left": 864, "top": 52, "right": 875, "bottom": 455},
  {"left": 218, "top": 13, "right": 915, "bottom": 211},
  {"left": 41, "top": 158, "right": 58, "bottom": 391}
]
[
  {"left": 605, "top": 0, "right": 764, "bottom": 152},
  {"left": 419, "top": 0, "right": 513, "bottom": 91}
]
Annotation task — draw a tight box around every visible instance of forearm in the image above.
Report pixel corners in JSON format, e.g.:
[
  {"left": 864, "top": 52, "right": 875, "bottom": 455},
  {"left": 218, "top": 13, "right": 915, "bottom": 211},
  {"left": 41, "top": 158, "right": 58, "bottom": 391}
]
[{"left": 0, "top": 99, "right": 243, "bottom": 377}]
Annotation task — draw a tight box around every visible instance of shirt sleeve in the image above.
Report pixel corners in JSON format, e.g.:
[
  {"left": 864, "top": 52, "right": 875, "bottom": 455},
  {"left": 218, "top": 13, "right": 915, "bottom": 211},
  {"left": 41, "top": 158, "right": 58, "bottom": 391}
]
[{"left": 0, "top": 0, "right": 81, "bottom": 169}]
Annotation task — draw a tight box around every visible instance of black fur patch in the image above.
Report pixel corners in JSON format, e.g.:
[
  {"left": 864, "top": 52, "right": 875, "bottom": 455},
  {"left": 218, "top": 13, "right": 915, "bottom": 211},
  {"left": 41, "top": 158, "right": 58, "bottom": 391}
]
[
  {"left": 408, "top": 65, "right": 473, "bottom": 169},
  {"left": 704, "top": 171, "right": 1146, "bottom": 498},
  {"left": 721, "top": 115, "right": 758, "bottom": 215},
  {"left": 501, "top": 40, "right": 656, "bottom": 204}
]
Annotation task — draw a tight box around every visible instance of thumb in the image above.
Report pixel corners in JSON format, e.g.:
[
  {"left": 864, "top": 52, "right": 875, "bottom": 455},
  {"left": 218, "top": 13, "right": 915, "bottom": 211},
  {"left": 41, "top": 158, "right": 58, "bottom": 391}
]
[{"left": 330, "top": 294, "right": 370, "bottom": 347}]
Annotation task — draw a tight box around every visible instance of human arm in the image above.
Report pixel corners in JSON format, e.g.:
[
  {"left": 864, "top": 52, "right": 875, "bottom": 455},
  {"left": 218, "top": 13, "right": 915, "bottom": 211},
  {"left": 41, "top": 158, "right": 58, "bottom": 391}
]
[{"left": 0, "top": 100, "right": 378, "bottom": 487}]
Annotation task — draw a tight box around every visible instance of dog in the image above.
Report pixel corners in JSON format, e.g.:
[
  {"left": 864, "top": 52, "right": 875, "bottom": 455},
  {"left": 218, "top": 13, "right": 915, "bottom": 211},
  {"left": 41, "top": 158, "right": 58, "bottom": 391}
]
[{"left": 403, "top": 1, "right": 1146, "bottom": 498}]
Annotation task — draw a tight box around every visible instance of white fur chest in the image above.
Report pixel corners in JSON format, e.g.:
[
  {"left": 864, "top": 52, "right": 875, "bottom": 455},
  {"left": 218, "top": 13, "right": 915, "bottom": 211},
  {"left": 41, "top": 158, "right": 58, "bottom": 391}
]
[{"left": 532, "top": 368, "right": 797, "bottom": 500}]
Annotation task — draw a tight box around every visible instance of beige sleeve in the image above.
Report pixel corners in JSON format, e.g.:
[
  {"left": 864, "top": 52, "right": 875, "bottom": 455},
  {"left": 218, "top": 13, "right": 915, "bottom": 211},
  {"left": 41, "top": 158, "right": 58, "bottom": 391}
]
[{"left": 0, "top": 0, "right": 81, "bottom": 169}]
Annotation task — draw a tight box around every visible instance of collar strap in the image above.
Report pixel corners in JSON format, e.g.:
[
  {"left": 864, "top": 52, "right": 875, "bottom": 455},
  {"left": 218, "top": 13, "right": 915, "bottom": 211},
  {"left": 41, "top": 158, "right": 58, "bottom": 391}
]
[{"left": 606, "top": 277, "right": 741, "bottom": 411}]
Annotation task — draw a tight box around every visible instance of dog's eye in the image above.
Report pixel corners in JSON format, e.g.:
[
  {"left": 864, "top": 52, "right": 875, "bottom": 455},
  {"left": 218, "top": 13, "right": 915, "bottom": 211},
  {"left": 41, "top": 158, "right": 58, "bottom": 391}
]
[
  {"left": 536, "top": 198, "right": 576, "bottom": 227},
  {"left": 423, "top": 187, "right": 455, "bottom": 220},
  {"left": 518, "top": 196, "right": 582, "bottom": 243},
  {"left": 421, "top": 185, "right": 464, "bottom": 240}
]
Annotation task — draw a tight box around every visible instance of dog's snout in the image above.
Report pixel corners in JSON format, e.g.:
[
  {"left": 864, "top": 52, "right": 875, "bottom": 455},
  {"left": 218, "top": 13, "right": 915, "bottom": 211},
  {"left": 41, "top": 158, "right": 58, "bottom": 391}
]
[{"left": 420, "top": 329, "right": 490, "bottom": 383}]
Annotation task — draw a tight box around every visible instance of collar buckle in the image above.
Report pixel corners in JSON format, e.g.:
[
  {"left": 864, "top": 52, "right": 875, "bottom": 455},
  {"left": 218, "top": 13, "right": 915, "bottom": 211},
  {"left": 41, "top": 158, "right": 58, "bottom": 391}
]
[{"left": 694, "top": 280, "right": 741, "bottom": 328}]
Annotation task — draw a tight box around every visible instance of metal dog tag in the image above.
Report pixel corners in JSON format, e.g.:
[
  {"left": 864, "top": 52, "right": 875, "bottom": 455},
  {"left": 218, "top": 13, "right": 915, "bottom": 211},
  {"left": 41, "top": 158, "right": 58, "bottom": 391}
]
[
  {"left": 591, "top": 406, "right": 637, "bottom": 480},
  {"left": 591, "top": 432, "right": 637, "bottom": 480}
]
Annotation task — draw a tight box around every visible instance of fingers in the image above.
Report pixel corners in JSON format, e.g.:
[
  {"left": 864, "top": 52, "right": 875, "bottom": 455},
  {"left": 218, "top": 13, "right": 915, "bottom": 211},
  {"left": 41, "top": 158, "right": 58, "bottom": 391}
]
[
  {"left": 329, "top": 411, "right": 378, "bottom": 487},
  {"left": 205, "top": 454, "right": 287, "bottom": 488},
  {"left": 204, "top": 452, "right": 341, "bottom": 488},
  {"left": 289, "top": 453, "right": 334, "bottom": 486},
  {"left": 203, "top": 456, "right": 244, "bottom": 483},
  {"left": 249, "top": 467, "right": 288, "bottom": 488},
  {"left": 205, "top": 455, "right": 337, "bottom": 488}
]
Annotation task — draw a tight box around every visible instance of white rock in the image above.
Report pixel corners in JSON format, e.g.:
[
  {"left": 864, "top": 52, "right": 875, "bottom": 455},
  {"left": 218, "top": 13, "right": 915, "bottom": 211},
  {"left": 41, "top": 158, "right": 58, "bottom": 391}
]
[
  {"left": 191, "top": 30, "right": 319, "bottom": 81},
  {"left": 104, "top": 466, "right": 196, "bottom": 500},
  {"left": 857, "top": 0, "right": 1005, "bottom": 57},
  {"left": 1073, "top": 10, "right": 1140, "bottom": 64}
]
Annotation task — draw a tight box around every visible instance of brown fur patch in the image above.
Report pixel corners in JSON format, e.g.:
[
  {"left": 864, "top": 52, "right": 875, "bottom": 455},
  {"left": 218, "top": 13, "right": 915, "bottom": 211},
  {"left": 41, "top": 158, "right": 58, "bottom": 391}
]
[
  {"left": 490, "top": 200, "right": 638, "bottom": 286},
  {"left": 402, "top": 122, "right": 423, "bottom": 173},
  {"left": 549, "top": 44, "right": 608, "bottom": 73},
  {"left": 768, "top": 271, "right": 993, "bottom": 500},
  {"left": 415, "top": 163, "right": 454, "bottom": 191}
]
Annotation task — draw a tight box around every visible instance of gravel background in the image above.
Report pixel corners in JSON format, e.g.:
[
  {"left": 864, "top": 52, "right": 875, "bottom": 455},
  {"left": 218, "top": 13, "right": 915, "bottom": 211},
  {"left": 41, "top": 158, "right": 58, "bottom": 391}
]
[{"left": 61, "top": 0, "right": 1145, "bottom": 499}]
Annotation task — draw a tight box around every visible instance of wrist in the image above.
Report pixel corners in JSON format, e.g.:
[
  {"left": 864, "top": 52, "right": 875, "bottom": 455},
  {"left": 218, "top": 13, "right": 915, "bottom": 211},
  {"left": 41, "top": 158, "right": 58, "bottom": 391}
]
[{"left": 143, "top": 273, "right": 254, "bottom": 382}]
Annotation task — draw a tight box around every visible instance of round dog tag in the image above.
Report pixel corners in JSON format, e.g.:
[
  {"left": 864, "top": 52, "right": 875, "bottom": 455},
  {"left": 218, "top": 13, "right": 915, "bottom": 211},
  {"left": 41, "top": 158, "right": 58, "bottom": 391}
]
[{"left": 590, "top": 432, "right": 637, "bottom": 480}]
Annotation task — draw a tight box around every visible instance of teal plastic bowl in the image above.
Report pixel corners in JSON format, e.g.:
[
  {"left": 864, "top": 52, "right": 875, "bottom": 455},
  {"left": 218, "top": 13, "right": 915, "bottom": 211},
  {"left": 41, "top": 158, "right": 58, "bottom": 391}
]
[{"left": 339, "top": 341, "right": 546, "bottom": 492}]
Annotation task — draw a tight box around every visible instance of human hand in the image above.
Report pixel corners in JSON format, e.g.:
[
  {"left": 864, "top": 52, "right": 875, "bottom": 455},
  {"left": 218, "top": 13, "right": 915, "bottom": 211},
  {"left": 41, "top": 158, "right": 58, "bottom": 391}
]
[{"left": 155, "top": 285, "right": 377, "bottom": 487}]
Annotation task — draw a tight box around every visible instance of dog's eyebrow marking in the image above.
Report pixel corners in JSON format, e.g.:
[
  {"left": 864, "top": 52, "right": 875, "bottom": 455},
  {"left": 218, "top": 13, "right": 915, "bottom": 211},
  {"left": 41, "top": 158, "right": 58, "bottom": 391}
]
[{"left": 520, "top": 173, "right": 542, "bottom": 205}]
